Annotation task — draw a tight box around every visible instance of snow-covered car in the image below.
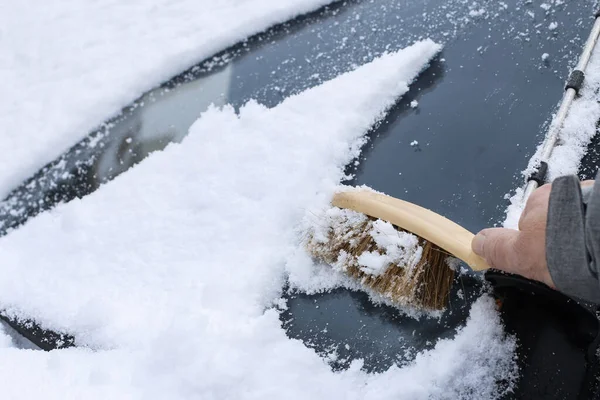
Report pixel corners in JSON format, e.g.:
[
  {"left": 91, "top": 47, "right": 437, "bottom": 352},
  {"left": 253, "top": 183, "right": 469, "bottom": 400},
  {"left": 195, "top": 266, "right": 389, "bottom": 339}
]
[{"left": 2, "top": 1, "right": 600, "bottom": 399}]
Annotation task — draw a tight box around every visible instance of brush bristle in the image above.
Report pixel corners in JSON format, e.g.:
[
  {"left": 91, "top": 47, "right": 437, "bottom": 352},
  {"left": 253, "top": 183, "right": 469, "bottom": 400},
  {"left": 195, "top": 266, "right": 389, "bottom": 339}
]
[{"left": 306, "top": 208, "right": 455, "bottom": 311}]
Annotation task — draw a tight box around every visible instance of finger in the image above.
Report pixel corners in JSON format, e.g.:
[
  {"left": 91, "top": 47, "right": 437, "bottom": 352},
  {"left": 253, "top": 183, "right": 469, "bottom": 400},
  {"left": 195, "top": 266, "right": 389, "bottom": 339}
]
[{"left": 472, "top": 228, "right": 521, "bottom": 272}]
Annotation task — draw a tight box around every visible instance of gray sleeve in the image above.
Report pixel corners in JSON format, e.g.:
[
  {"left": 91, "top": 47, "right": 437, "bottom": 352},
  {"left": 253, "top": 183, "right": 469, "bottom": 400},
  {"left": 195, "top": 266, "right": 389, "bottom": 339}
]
[{"left": 546, "top": 175, "right": 600, "bottom": 303}]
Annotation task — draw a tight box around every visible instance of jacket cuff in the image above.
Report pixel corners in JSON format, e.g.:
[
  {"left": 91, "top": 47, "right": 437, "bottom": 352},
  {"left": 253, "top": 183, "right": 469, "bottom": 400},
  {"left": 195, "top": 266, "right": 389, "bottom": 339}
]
[{"left": 546, "top": 176, "right": 600, "bottom": 303}]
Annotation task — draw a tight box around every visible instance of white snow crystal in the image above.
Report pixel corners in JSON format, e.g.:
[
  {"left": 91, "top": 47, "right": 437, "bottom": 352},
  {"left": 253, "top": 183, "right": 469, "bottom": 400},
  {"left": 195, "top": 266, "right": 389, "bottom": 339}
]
[
  {"left": 548, "top": 22, "right": 558, "bottom": 31},
  {"left": 542, "top": 53, "right": 550, "bottom": 61},
  {"left": 410, "top": 140, "right": 419, "bottom": 146},
  {"left": 410, "top": 100, "right": 419, "bottom": 108}
]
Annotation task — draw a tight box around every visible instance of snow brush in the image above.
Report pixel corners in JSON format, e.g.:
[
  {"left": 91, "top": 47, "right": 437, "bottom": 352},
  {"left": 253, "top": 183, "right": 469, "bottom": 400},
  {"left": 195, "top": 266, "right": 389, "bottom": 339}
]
[{"left": 305, "top": 189, "right": 490, "bottom": 311}]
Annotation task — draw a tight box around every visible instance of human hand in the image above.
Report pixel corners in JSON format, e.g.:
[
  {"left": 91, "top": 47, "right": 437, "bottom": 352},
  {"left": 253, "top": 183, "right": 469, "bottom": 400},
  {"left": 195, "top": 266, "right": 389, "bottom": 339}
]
[
  {"left": 471, "top": 184, "right": 554, "bottom": 287},
  {"left": 472, "top": 180, "right": 595, "bottom": 288}
]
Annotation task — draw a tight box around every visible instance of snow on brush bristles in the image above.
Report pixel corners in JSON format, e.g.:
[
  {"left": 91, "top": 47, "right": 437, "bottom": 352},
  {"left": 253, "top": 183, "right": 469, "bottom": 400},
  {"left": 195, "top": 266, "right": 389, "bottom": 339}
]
[{"left": 304, "top": 189, "right": 455, "bottom": 312}]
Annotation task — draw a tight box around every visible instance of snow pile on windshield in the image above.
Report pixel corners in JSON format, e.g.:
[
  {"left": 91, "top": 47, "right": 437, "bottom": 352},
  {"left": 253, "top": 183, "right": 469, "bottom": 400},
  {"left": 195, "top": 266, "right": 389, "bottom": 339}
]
[
  {"left": 0, "top": 0, "right": 337, "bottom": 199},
  {"left": 0, "top": 40, "right": 517, "bottom": 399},
  {"left": 504, "top": 31, "right": 600, "bottom": 228}
]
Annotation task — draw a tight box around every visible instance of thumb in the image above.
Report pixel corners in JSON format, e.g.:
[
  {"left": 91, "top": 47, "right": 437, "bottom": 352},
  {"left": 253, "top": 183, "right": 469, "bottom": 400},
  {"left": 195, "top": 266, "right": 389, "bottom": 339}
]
[{"left": 472, "top": 228, "right": 521, "bottom": 272}]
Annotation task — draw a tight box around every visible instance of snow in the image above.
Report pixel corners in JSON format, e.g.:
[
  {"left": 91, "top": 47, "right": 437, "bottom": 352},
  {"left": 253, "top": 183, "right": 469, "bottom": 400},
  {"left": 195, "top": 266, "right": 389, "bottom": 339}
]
[
  {"left": 0, "top": 325, "right": 14, "bottom": 349},
  {"left": 469, "top": 8, "right": 487, "bottom": 18},
  {"left": 542, "top": 53, "right": 550, "bottom": 61},
  {"left": 548, "top": 22, "right": 558, "bottom": 31},
  {"left": 0, "top": 40, "right": 518, "bottom": 399},
  {"left": 410, "top": 140, "right": 419, "bottom": 146},
  {"left": 504, "top": 37, "right": 600, "bottom": 228},
  {"left": 359, "top": 296, "right": 518, "bottom": 400},
  {"left": 410, "top": 100, "right": 419, "bottom": 108},
  {"left": 358, "top": 219, "right": 423, "bottom": 276},
  {"left": 0, "top": 0, "right": 337, "bottom": 199}
]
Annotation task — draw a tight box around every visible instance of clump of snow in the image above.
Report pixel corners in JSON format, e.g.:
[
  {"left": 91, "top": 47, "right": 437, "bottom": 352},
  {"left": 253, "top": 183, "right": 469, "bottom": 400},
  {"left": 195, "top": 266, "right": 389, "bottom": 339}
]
[
  {"left": 0, "top": 41, "right": 525, "bottom": 399},
  {"left": 0, "top": 0, "right": 337, "bottom": 199},
  {"left": 410, "top": 100, "right": 419, "bottom": 108},
  {"left": 548, "top": 22, "right": 558, "bottom": 31},
  {"left": 358, "top": 219, "right": 423, "bottom": 276},
  {"left": 469, "top": 8, "right": 487, "bottom": 18},
  {"left": 504, "top": 32, "right": 600, "bottom": 228},
  {"left": 541, "top": 53, "right": 550, "bottom": 61},
  {"left": 504, "top": 187, "right": 526, "bottom": 229},
  {"left": 410, "top": 140, "right": 419, "bottom": 146},
  {"left": 307, "top": 205, "right": 370, "bottom": 246}
]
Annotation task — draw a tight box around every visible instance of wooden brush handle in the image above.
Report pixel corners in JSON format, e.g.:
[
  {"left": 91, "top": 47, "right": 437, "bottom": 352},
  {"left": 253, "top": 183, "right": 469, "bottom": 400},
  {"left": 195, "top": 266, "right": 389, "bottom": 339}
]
[{"left": 332, "top": 191, "right": 490, "bottom": 271}]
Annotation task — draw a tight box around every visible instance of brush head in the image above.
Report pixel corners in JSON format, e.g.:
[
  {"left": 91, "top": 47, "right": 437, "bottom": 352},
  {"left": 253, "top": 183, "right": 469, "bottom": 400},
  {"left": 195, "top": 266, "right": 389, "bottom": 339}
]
[{"left": 306, "top": 207, "right": 455, "bottom": 311}]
